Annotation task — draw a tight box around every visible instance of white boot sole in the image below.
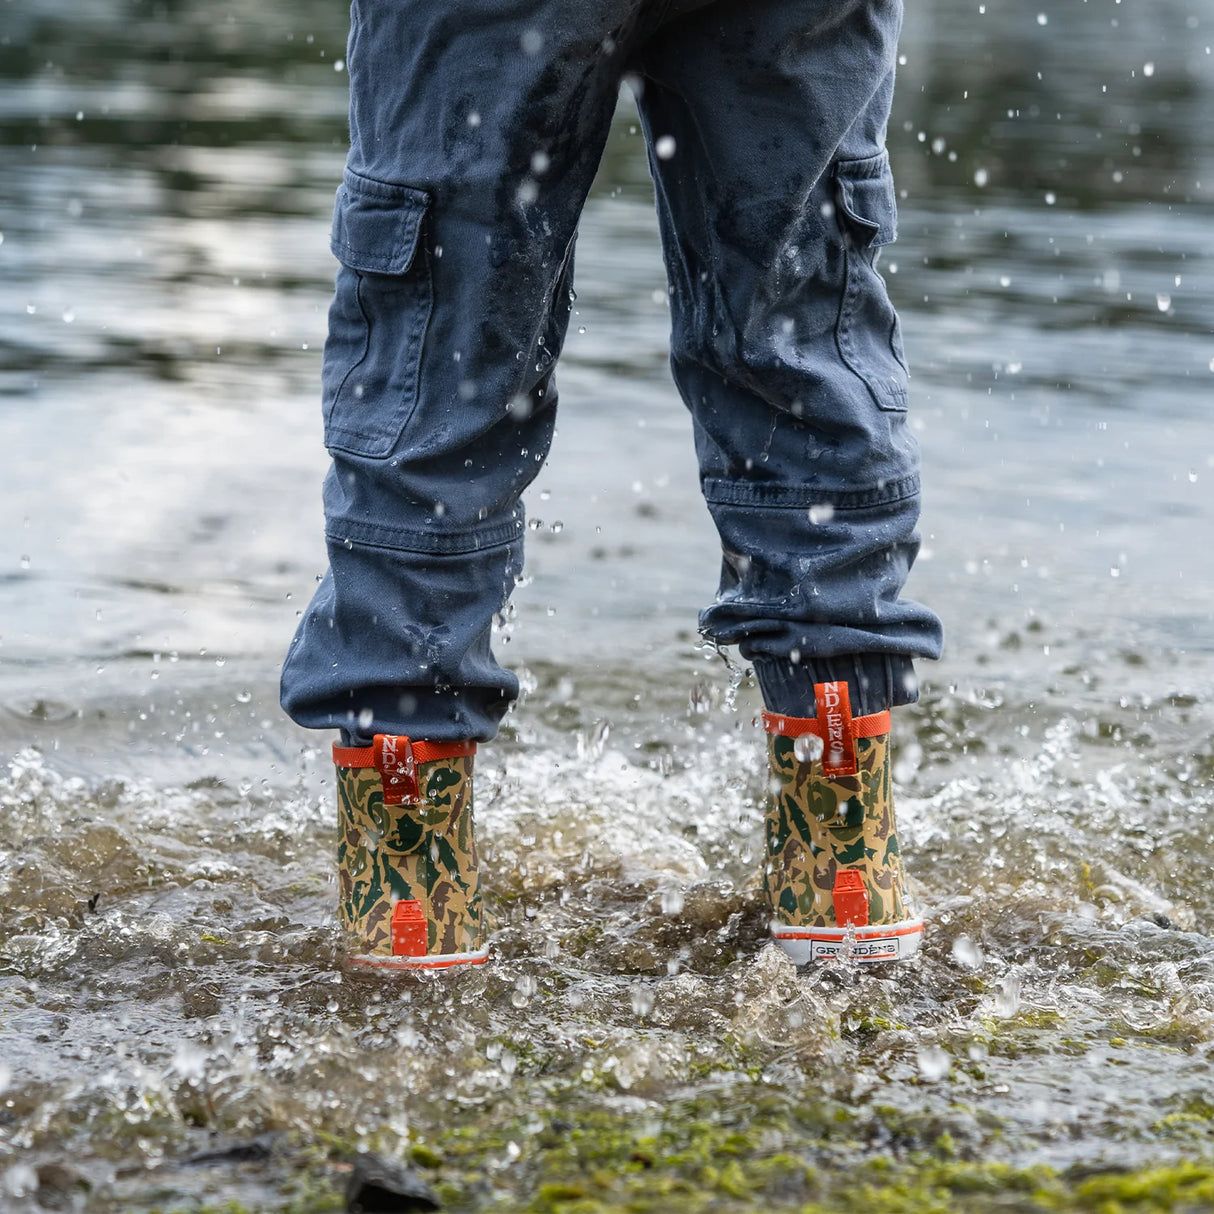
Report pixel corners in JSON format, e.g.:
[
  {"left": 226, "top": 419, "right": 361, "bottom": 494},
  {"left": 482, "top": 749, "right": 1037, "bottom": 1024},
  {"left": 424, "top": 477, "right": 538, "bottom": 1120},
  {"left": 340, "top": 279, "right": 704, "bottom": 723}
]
[
  {"left": 345, "top": 946, "right": 490, "bottom": 971},
  {"left": 771, "top": 919, "right": 924, "bottom": 964}
]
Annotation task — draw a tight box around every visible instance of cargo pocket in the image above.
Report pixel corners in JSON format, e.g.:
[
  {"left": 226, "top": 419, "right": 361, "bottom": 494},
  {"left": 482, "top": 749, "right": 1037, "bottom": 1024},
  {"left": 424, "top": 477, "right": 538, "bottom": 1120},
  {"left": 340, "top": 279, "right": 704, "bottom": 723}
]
[
  {"left": 321, "top": 171, "right": 433, "bottom": 457},
  {"left": 834, "top": 152, "right": 909, "bottom": 412}
]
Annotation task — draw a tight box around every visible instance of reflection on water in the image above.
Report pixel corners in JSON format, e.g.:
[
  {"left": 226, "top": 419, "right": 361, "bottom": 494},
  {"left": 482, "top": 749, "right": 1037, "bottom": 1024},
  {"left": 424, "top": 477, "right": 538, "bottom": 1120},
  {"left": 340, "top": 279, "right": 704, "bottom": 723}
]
[{"left": 2, "top": 0, "right": 1214, "bottom": 1208}]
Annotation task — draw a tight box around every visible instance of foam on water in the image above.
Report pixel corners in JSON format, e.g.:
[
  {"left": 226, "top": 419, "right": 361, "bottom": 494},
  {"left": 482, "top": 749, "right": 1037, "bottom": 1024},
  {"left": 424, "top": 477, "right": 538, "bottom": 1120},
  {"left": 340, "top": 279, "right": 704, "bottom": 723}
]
[{"left": 1, "top": 670, "right": 1213, "bottom": 1205}]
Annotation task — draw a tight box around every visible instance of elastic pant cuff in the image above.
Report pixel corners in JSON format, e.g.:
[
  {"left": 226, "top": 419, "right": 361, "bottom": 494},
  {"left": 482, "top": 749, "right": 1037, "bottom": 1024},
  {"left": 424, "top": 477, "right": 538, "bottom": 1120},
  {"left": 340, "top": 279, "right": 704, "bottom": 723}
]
[{"left": 753, "top": 653, "right": 919, "bottom": 718}]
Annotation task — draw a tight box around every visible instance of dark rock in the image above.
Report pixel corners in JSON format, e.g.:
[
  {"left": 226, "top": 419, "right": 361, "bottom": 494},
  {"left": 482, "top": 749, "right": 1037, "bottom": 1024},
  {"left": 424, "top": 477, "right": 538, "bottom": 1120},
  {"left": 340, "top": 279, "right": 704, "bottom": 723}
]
[
  {"left": 183, "top": 1133, "right": 278, "bottom": 1166},
  {"left": 35, "top": 1161, "right": 89, "bottom": 1210},
  {"left": 346, "top": 1153, "right": 441, "bottom": 1212}
]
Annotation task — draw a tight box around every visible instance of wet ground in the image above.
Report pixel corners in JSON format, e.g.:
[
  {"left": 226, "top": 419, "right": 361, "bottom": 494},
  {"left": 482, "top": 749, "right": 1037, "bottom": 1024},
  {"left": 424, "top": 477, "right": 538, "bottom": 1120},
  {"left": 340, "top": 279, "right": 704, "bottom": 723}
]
[{"left": 3, "top": 0, "right": 1214, "bottom": 1209}]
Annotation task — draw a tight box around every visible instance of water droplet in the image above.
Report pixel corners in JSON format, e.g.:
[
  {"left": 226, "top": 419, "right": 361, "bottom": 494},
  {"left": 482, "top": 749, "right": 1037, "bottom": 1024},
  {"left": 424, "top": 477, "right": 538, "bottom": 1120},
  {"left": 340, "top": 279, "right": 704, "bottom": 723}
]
[
  {"left": 655, "top": 134, "right": 677, "bottom": 159},
  {"left": 3, "top": 1163, "right": 38, "bottom": 1198},
  {"left": 630, "top": 983, "right": 655, "bottom": 1017},
  {"left": 660, "top": 887, "right": 685, "bottom": 915},
  {"left": 994, "top": 974, "right": 1022, "bottom": 1018},
  {"left": 951, "top": 935, "right": 984, "bottom": 969},
  {"left": 1156, "top": 293, "right": 1171, "bottom": 312},
  {"left": 511, "top": 974, "right": 538, "bottom": 1008},
  {"left": 793, "top": 733, "right": 824, "bottom": 764},
  {"left": 808, "top": 503, "right": 835, "bottom": 525},
  {"left": 974, "top": 167, "right": 989, "bottom": 187},
  {"left": 917, "top": 1045, "right": 951, "bottom": 1081},
  {"left": 577, "top": 720, "right": 611, "bottom": 761}
]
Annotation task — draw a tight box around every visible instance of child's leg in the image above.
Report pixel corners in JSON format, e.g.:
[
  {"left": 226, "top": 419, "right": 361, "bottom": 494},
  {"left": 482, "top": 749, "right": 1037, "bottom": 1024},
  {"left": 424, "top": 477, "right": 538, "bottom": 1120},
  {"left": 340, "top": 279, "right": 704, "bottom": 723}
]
[
  {"left": 281, "top": 0, "right": 639, "bottom": 745},
  {"left": 635, "top": 0, "right": 940, "bottom": 959},
  {"left": 281, "top": 0, "right": 647, "bottom": 965},
  {"left": 634, "top": 0, "right": 942, "bottom": 716}
]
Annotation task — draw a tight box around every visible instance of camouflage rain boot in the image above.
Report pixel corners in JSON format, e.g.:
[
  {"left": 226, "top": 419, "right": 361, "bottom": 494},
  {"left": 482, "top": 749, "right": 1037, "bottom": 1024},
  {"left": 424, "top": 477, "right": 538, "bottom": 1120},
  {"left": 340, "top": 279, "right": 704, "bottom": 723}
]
[
  {"left": 763, "top": 681, "right": 923, "bottom": 963},
  {"left": 333, "top": 735, "right": 488, "bottom": 969}
]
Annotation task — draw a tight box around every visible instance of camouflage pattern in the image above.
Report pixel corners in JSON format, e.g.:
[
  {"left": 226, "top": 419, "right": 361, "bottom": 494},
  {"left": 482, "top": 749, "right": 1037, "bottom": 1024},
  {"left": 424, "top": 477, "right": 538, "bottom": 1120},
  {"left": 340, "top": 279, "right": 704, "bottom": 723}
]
[
  {"left": 764, "top": 731, "right": 910, "bottom": 928},
  {"left": 336, "top": 753, "right": 482, "bottom": 956}
]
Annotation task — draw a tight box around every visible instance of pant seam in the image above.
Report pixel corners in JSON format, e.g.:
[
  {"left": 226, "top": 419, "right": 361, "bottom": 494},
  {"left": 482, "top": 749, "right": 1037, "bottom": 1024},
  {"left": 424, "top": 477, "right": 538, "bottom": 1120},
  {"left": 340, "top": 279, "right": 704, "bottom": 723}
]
[{"left": 701, "top": 473, "right": 920, "bottom": 510}]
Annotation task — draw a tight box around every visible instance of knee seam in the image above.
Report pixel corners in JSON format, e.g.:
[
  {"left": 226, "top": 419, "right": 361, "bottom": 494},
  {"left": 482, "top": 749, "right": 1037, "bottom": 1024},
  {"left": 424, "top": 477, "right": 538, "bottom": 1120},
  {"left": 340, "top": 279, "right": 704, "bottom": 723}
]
[
  {"left": 326, "top": 508, "right": 524, "bottom": 556},
  {"left": 701, "top": 474, "right": 919, "bottom": 511}
]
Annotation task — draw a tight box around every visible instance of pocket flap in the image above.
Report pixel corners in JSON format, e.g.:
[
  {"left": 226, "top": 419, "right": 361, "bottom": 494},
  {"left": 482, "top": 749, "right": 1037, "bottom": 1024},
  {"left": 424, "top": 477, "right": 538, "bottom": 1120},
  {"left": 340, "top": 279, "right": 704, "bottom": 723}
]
[
  {"left": 835, "top": 153, "right": 898, "bottom": 248},
  {"left": 330, "top": 171, "right": 430, "bottom": 274}
]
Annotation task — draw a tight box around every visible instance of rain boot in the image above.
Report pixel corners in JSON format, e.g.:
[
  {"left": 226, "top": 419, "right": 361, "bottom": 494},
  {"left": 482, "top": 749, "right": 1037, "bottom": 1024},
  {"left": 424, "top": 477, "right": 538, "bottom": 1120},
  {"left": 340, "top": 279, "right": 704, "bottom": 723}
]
[
  {"left": 763, "top": 681, "right": 923, "bottom": 963},
  {"left": 333, "top": 735, "right": 488, "bottom": 969}
]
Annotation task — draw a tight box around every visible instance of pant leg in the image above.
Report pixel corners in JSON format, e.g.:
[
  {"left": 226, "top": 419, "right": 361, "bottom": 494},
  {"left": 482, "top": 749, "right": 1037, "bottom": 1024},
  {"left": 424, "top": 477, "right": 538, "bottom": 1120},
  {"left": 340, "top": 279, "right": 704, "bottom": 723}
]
[
  {"left": 281, "top": 0, "right": 643, "bottom": 743},
  {"left": 633, "top": 0, "right": 943, "bottom": 716}
]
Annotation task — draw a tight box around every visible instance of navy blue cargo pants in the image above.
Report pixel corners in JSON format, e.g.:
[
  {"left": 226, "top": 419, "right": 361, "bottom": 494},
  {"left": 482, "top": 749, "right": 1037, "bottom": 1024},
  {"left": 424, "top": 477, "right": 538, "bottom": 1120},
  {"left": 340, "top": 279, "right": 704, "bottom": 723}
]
[{"left": 281, "top": 0, "right": 944, "bottom": 743}]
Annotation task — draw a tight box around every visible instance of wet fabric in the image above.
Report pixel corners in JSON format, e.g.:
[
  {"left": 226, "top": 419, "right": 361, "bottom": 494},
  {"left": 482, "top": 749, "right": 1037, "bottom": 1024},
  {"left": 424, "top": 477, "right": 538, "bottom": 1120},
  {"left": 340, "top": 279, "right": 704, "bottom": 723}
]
[{"left": 280, "top": 0, "right": 943, "bottom": 742}]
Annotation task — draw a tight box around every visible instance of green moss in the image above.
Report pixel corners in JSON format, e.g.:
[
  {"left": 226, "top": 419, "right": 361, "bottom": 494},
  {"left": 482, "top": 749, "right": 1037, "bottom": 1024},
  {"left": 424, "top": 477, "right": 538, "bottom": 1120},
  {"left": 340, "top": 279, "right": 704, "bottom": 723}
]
[
  {"left": 410, "top": 1141, "right": 444, "bottom": 1168},
  {"left": 131, "top": 1128, "right": 1214, "bottom": 1214},
  {"left": 391, "top": 1094, "right": 1214, "bottom": 1214},
  {"left": 1072, "top": 1161, "right": 1214, "bottom": 1210},
  {"left": 1180, "top": 1096, "right": 1214, "bottom": 1120}
]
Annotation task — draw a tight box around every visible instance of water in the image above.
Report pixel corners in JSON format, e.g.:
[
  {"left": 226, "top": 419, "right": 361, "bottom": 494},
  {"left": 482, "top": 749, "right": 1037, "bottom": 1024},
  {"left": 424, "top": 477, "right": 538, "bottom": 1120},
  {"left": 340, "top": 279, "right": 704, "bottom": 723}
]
[{"left": 3, "top": 0, "right": 1214, "bottom": 1208}]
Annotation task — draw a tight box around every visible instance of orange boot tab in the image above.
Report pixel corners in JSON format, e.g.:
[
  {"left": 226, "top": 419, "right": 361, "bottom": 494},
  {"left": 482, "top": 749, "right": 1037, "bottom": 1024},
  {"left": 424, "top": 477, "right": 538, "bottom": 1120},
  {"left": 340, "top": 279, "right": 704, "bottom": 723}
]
[
  {"left": 391, "top": 899, "right": 429, "bottom": 957},
  {"left": 833, "top": 869, "right": 870, "bottom": 927}
]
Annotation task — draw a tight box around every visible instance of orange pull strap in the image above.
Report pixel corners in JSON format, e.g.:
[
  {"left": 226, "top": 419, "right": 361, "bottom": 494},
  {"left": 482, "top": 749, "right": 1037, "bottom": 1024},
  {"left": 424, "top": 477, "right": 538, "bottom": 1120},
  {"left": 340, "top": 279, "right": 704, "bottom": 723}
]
[
  {"left": 815, "top": 681, "right": 855, "bottom": 777},
  {"left": 833, "top": 870, "right": 870, "bottom": 927},
  {"left": 761, "top": 709, "right": 890, "bottom": 738},
  {"left": 391, "top": 899, "right": 429, "bottom": 957}
]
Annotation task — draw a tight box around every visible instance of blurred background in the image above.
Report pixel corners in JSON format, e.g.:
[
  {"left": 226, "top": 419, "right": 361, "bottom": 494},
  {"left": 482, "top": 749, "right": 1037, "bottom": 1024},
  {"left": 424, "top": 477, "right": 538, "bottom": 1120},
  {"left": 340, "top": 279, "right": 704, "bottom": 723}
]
[
  {"left": 3, "top": 1, "right": 1214, "bottom": 1209},
  {"left": 1, "top": 0, "right": 1211, "bottom": 769}
]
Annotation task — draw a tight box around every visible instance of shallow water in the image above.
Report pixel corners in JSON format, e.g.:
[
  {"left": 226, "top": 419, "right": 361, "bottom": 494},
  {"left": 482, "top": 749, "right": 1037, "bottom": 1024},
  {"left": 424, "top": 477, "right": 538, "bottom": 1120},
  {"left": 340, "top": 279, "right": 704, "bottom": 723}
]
[{"left": 3, "top": 0, "right": 1214, "bottom": 1209}]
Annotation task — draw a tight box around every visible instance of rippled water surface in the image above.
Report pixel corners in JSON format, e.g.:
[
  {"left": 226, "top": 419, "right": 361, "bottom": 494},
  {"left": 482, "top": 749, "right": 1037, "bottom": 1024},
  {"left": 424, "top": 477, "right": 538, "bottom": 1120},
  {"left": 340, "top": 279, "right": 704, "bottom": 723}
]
[{"left": 3, "top": 1, "right": 1214, "bottom": 1209}]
